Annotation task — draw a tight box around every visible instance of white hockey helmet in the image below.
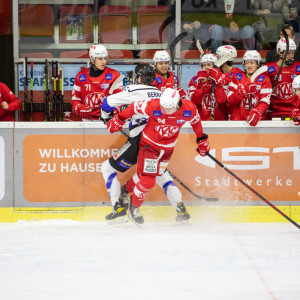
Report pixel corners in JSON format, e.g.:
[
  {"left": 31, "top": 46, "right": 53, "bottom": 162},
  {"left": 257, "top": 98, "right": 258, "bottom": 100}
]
[
  {"left": 153, "top": 50, "right": 170, "bottom": 63},
  {"left": 216, "top": 45, "right": 237, "bottom": 62},
  {"left": 200, "top": 54, "right": 217, "bottom": 65},
  {"left": 292, "top": 75, "right": 300, "bottom": 90},
  {"left": 276, "top": 38, "right": 297, "bottom": 53},
  {"left": 160, "top": 88, "right": 180, "bottom": 109},
  {"left": 243, "top": 50, "right": 262, "bottom": 65},
  {"left": 89, "top": 44, "right": 108, "bottom": 60}
]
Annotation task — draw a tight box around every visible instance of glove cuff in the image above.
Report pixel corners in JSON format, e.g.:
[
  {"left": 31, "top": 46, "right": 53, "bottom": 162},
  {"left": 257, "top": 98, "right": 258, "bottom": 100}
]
[{"left": 196, "top": 133, "right": 208, "bottom": 143}]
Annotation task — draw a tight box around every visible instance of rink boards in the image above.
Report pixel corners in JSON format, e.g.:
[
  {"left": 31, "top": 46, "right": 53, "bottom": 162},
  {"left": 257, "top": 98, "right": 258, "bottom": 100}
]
[{"left": 0, "top": 121, "right": 299, "bottom": 223}]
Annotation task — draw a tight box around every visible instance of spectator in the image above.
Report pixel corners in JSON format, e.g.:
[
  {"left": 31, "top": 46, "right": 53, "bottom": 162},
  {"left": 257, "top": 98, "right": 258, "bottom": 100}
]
[
  {"left": 252, "top": 0, "right": 298, "bottom": 50},
  {"left": 0, "top": 82, "right": 20, "bottom": 121},
  {"left": 210, "top": 0, "right": 255, "bottom": 53},
  {"left": 266, "top": 24, "right": 300, "bottom": 63}
]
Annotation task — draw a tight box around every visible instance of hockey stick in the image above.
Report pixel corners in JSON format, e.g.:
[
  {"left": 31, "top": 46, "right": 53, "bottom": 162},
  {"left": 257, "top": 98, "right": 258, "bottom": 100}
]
[
  {"left": 168, "top": 170, "right": 219, "bottom": 201},
  {"left": 109, "top": 75, "right": 124, "bottom": 95},
  {"left": 196, "top": 39, "right": 204, "bottom": 58},
  {"left": 59, "top": 67, "right": 64, "bottom": 121},
  {"left": 249, "top": 65, "right": 268, "bottom": 112},
  {"left": 44, "top": 60, "right": 50, "bottom": 121},
  {"left": 119, "top": 129, "right": 219, "bottom": 202},
  {"left": 30, "top": 60, "right": 33, "bottom": 121},
  {"left": 170, "top": 32, "right": 188, "bottom": 73},
  {"left": 206, "top": 152, "right": 300, "bottom": 230},
  {"left": 272, "top": 28, "right": 289, "bottom": 93},
  {"left": 215, "top": 54, "right": 232, "bottom": 68},
  {"left": 23, "top": 57, "right": 28, "bottom": 121}
]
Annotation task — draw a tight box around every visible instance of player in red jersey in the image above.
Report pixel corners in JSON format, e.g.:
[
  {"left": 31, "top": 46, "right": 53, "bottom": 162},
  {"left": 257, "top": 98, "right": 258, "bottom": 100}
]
[
  {"left": 291, "top": 75, "right": 300, "bottom": 125},
  {"left": 106, "top": 88, "right": 210, "bottom": 225},
  {"left": 152, "top": 50, "right": 187, "bottom": 99},
  {"left": 265, "top": 38, "right": 300, "bottom": 119},
  {"left": 0, "top": 82, "right": 20, "bottom": 121},
  {"left": 71, "top": 44, "right": 123, "bottom": 121},
  {"left": 227, "top": 50, "right": 272, "bottom": 126},
  {"left": 188, "top": 53, "right": 229, "bottom": 120}
]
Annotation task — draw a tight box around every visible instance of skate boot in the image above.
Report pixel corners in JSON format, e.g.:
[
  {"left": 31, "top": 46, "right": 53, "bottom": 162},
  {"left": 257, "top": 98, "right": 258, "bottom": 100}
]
[
  {"left": 119, "top": 184, "right": 130, "bottom": 210},
  {"left": 175, "top": 202, "right": 191, "bottom": 222},
  {"left": 128, "top": 200, "right": 144, "bottom": 226},
  {"left": 105, "top": 201, "right": 128, "bottom": 225}
]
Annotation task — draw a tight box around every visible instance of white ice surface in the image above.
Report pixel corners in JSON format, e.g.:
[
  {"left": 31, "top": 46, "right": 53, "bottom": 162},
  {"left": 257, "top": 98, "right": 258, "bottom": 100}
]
[{"left": 0, "top": 221, "right": 299, "bottom": 300}]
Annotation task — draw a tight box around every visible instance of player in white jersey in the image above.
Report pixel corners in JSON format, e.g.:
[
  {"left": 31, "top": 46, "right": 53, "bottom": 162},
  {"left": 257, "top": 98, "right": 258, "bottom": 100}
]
[{"left": 100, "top": 64, "right": 190, "bottom": 224}]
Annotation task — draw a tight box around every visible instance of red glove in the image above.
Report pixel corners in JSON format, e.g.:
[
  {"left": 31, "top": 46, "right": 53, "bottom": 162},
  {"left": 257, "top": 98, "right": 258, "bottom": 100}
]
[
  {"left": 208, "top": 68, "right": 227, "bottom": 85},
  {"left": 74, "top": 104, "right": 92, "bottom": 119},
  {"left": 107, "top": 114, "right": 125, "bottom": 133},
  {"left": 196, "top": 134, "right": 210, "bottom": 156},
  {"left": 292, "top": 109, "right": 300, "bottom": 125},
  {"left": 196, "top": 70, "right": 209, "bottom": 85},
  {"left": 177, "top": 88, "right": 187, "bottom": 100},
  {"left": 239, "top": 81, "right": 257, "bottom": 96},
  {"left": 247, "top": 108, "right": 262, "bottom": 127}
]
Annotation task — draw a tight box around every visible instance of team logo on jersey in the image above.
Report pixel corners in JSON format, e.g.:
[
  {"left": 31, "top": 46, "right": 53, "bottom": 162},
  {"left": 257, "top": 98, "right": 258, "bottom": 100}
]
[
  {"left": 193, "top": 77, "right": 197, "bottom": 84},
  {"left": 183, "top": 110, "right": 192, "bottom": 117},
  {"left": 84, "top": 92, "right": 105, "bottom": 108},
  {"left": 157, "top": 118, "right": 165, "bottom": 124},
  {"left": 275, "top": 82, "right": 293, "bottom": 98},
  {"left": 236, "top": 73, "right": 242, "bottom": 80},
  {"left": 268, "top": 66, "right": 276, "bottom": 73},
  {"left": 155, "top": 77, "right": 162, "bottom": 84},
  {"left": 291, "top": 74, "right": 297, "bottom": 79},
  {"left": 105, "top": 73, "right": 113, "bottom": 80},
  {"left": 79, "top": 75, "right": 86, "bottom": 81},
  {"left": 153, "top": 110, "right": 161, "bottom": 117},
  {"left": 177, "top": 119, "right": 186, "bottom": 124},
  {"left": 101, "top": 83, "right": 110, "bottom": 90},
  {"left": 296, "top": 65, "right": 300, "bottom": 73},
  {"left": 117, "top": 159, "right": 132, "bottom": 170},
  {"left": 156, "top": 125, "right": 179, "bottom": 137},
  {"left": 257, "top": 75, "right": 265, "bottom": 82}
]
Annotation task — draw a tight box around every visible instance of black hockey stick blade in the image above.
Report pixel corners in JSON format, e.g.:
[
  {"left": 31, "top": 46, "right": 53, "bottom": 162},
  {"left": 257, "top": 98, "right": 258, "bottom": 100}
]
[
  {"left": 206, "top": 152, "right": 300, "bottom": 230},
  {"left": 168, "top": 170, "right": 219, "bottom": 201},
  {"left": 170, "top": 32, "right": 188, "bottom": 72}
]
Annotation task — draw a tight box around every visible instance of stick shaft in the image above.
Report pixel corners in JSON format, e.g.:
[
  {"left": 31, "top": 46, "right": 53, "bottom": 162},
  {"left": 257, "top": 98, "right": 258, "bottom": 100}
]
[{"left": 207, "top": 152, "right": 300, "bottom": 230}]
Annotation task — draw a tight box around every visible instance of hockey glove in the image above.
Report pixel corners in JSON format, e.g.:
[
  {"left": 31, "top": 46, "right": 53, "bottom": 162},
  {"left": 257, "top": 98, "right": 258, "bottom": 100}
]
[
  {"left": 239, "top": 81, "right": 257, "bottom": 97},
  {"left": 291, "top": 109, "right": 300, "bottom": 125},
  {"left": 107, "top": 114, "right": 125, "bottom": 133},
  {"left": 196, "top": 70, "right": 209, "bottom": 85},
  {"left": 100, "top": 109, "right": 114, "bottom": 124},
  {"left": 177, "top": 88, "right": 187, "bottom": 100},
  {"left": 208, "top": 68, "right": 227, "bottom": 85},
  {"left": 196, "top": 134, "right": 210, "bottom": 156},
  {"left": 247, "top": 108, "right": 262, "bottom": 127},
  {"left": 74, "top": 104, "right": 92, "bottom": 119}
]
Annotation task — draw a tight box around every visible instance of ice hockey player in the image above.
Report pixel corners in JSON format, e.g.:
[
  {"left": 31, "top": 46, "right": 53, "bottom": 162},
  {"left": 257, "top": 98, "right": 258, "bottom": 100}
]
[
  {"left": 227, "top": 50, "right": 272, "bottom": 126},
  {"left": 71, "top": 44, "right": 123, "bottom": 121},
  {"left": 188, "top": 53, "right": 228, "bottom": 120},
  {"left": 0, "top": 82, "right": 20, "bottom": 121},
  {"left": 100, "top": 64, "right": 191, "bottom": 224},
  {"left": 291, "top": 75, "right": 300, "bottom": 125},
  {"left": 106, "top": 88, "right": 210, "bottom": 225},
  {"left": 152, "top": 50, "right": 187, "bottom": 99},
  {"left": 265, "top": 38, "right": 300, "bottom": 119}
]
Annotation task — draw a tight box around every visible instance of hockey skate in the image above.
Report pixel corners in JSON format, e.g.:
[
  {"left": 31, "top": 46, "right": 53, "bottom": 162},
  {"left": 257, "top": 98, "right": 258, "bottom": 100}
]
[
  {"left": 105, "top": 201, "right": 128, "bottom": 225},
  {"left": 175, "top": 202, "right": 191, "bottom": 222},
  {"left": 119, "top": 184, "right": 130, "bottom": 210},
  {"left": 128, "top": 199, "right": 144, "bottom": 227}
]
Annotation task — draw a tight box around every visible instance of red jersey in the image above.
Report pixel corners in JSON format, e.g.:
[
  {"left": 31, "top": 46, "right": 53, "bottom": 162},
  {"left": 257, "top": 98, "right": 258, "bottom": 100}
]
[
  {"left": 265, "top": 62, "right": 300, "bottom": 118},
  {"left": 152, "top": 71, "right": 178, "bottom": 91},
  {"left": 71, "top": 66, "right": 122, "bottom": 120},
  {"left": 188, "top": 72, "right": 228, "bottom": 120},
  {"left": 227, "top": 70, "right": 272, "bottom": 120},
  {"left": 0, "top": 83, "right": 20, "bottom": 121},
  {"left": 119, "top": 98, "right": 203, "bottom": 151}
]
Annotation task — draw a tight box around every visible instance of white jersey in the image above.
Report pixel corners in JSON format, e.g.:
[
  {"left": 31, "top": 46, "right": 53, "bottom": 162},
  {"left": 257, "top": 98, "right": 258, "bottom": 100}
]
[{"left": 102, "top": 84, "right": 162, "bottom": 137}]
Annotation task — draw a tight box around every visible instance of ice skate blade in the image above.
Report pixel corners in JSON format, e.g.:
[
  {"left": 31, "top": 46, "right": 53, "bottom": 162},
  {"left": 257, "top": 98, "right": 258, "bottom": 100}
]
[
  {"left": 107, "top": 216, "right": 128, "bottom": 225},
  {"left": 127, "top": 214, "right": 143, "bottom": 228}
]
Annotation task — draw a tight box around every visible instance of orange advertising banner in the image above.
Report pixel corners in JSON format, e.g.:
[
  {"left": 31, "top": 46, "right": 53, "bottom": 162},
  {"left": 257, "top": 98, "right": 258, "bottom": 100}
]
[{"left": 23, "top": 133, "right": 300, "bottom": 203}]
